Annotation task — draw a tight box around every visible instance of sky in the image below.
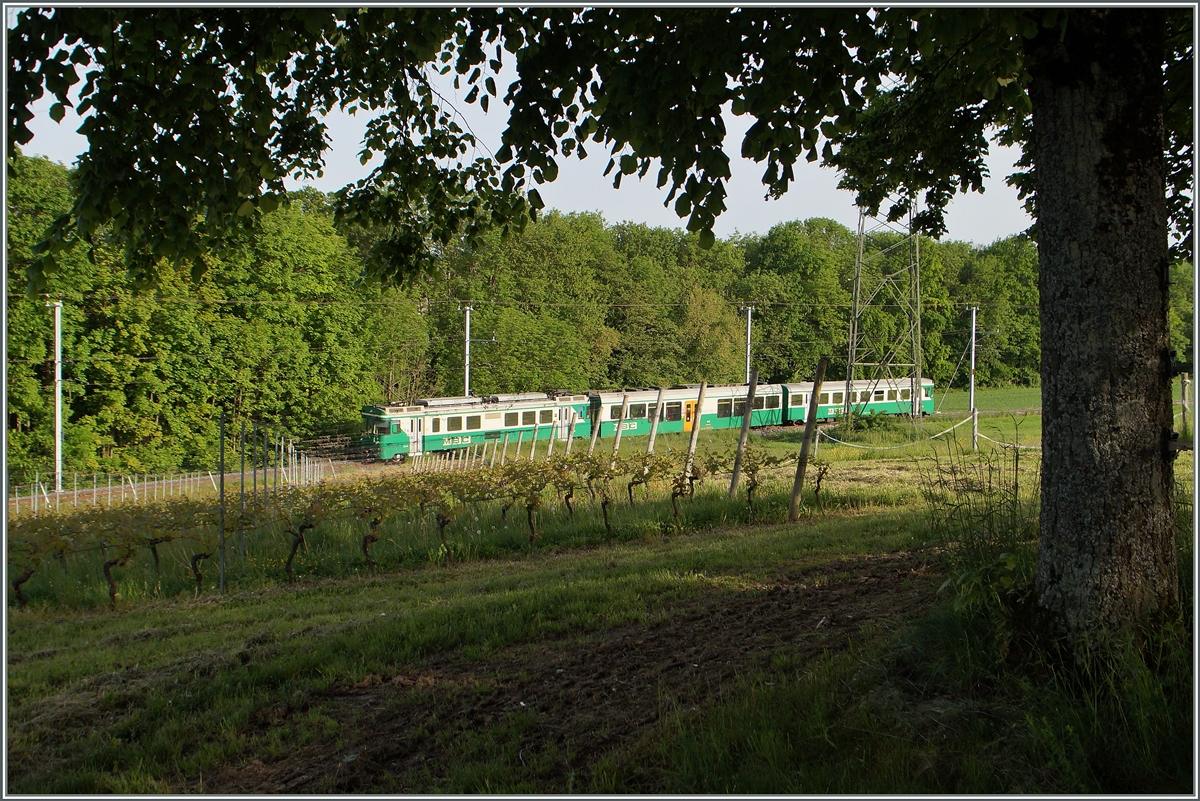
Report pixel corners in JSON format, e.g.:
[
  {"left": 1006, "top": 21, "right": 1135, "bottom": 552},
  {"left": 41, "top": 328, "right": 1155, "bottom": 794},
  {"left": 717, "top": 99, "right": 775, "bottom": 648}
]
[{"left": 20, "top": 65, "right": 1034, "bottom": 247}]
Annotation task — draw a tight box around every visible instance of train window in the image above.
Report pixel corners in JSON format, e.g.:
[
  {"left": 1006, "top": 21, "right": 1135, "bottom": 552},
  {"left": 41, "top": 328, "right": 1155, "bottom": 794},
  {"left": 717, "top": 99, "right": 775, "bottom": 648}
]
[
  {"left": 629, "top": 403, "right": 647, "bottom": 419},
  {"left": 900, "top": 389, "right": 911, "bottom": 401},
  {"left": 791, "top": 394, "right": 805, "bottom": 407},
  {"left": 375, "top": 422, "right": 389, "bottom": 435},
  {"left": 432, "top": 418, "right": 441, "bottom": 433},
  {"left": 717, "top": 399, "right": 732, "bottom": 418},
  {"left": 733, "top": 399, "right": 746, "bottom": 417},
  {"left": 466, "top": 415, "right": 481, "bottom": 430},
  {"left": 522, "top": 410, "right": 537, "bottom": 426},
  {"left": 819, "top": 392, "right": 830, "bottom": 405},
  {"left": 765, "top": 395, "right": 780, "bottom": 409},
  {"left": 447, "top": 416, "right": 463, "bottom": 431},
  {"left": 504, "top": 412, "right": 518, "bottom": 427},
  {"left": 752, "top": 396, "right": 765, "bottom": 410},
  {"left": 925, "top": 387, "right": 932, "bottom": 398},
  {"left": 391, "top": 423, "right": 400, "bottom": 434},
  {"left": 832, "top": 392, "right": 844, "bottom": 405},
  {"left": 665, "top": 402, "right": 682, "bottom": 421},
  {"left": 610, "top": 405, "right": 623, "bottom": 420},
  {"left": 540, "top": 409, "right": 554, "bottom": 424},
  {"left": 874, "top": 390, "right": 885, "bottom": 401},
  {"left": 887, "top": 389, "right": 897, "bottom": 401}
]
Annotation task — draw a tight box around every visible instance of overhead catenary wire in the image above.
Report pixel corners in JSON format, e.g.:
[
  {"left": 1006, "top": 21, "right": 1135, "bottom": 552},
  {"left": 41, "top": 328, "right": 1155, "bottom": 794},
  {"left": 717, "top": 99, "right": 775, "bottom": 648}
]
[
  {"left": 8, "top": 293, "right": 1039, "bottom": 311},
  {"left": 815, "top": 415, "right": 975, "bottom": 451}
]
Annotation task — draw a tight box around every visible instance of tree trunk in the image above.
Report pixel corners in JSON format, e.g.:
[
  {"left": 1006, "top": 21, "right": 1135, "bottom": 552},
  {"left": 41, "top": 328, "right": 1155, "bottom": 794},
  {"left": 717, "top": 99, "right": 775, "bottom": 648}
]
[{"left": 1028, "top": 9, "right": 1178, "bottom": 638}]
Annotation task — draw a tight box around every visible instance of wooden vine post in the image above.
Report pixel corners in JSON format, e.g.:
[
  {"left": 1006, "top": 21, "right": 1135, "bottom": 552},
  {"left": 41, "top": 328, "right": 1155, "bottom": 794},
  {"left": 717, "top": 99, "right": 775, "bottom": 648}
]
[
  {"left": 729, "top": 368, "right": 759, "bottom": 497},
  {"left": 565, "top": 409, "right": 578, "bottom": 454},
  {"left": 1183, "top": 372, "right": 1192, "bottom": 440},
  {"left": 646, "top": 388, "right": 665, "bottom": 454},
  {"left": 611, "top": 395, "right": 630, "bottom": 467},
  {"left": 788, "top": 357, "right": 828, "bottom": 522},
  {"left": 218, "top": 405, "right": 226, "bottom": 594},
  {"left": 683, "top": 382, "right": 708, "bottom": 479},
  {"left": 587, "top": 402, "right": 603, "bottom": 455}
]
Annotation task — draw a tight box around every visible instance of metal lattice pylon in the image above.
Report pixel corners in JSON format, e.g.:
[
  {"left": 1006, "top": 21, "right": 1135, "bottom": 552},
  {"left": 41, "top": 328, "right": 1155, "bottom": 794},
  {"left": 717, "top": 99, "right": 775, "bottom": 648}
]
[{"left": 844, "top": 201, "right": 923, "bottom": 421}]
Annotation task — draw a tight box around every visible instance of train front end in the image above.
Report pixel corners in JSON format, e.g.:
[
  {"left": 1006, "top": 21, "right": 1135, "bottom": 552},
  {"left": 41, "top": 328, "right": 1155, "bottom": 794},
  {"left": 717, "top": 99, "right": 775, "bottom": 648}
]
[{"left": 359, "top": 404, "right": 416, "bottom": 462}]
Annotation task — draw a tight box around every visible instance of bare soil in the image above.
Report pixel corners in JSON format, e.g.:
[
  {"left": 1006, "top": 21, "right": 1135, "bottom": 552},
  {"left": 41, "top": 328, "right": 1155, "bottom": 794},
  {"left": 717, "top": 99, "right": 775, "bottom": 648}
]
[{"left": 202, "top": 549, "right": 940, "bottom": 793}]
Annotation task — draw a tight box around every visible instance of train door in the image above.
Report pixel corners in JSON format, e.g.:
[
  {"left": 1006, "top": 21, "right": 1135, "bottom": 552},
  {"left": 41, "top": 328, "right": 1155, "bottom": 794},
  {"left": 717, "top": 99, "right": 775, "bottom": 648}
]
[
  {"left": 408, "top": 416, "right": 423, "bottom": 456},
  {"left": 683, "top": 401, "right": 697, "bottom": 433}
]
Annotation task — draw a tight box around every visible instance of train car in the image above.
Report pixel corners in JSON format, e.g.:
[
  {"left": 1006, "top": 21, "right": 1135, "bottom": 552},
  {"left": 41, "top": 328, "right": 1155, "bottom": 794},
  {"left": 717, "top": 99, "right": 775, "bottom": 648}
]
[
  {"left": 420, "top": 393, "right": 590, "bottom": 455},
  {"left": 780, "top": 377, "right": 935, "bottom": 423},
  {"left": 359, "top": 403, "right": 428, "bottom": 461},
  {"left": 360, "top": 393, "right": 591, "bottom": 461},
  {"left": 587, "top": 383, "right": 786, "bottom": 438}
]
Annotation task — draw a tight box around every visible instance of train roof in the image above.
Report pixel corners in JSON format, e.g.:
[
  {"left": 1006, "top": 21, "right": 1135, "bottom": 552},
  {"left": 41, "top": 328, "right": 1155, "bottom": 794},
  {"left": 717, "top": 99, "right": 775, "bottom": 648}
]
[
  {"left": 589, "top": 384, "right": 784, "bottom": 402},
  {"left": 417, "top": 395, "right": 487, "bottom": 407},
  {"left": 780, "top": 377, "right": 935, "bottom": 390},
  {"left": 366, "top": 393, "right": 586, "bottom": 418}
]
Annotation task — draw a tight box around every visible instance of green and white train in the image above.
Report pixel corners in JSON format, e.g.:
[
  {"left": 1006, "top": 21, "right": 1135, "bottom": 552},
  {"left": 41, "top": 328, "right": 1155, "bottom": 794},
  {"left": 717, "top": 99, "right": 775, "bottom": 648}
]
[{"left": 360, "top": 378, "right": 934, "bottom": 462}]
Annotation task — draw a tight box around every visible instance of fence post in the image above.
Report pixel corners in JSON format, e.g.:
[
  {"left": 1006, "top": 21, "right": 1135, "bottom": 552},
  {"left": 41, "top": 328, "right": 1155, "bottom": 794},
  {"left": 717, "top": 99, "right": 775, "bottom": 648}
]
[
  {"left": 240, "top": 419, "right": 246, "bottom": 515},
  {"left": 729, "top": 369, "right": 759, "bottom": 498},
  {"left": 972, "top": 407, "right": 979, "bottom": 452},
  {"left": 788, "top": 356, "right": 828, "bottom": 522}
]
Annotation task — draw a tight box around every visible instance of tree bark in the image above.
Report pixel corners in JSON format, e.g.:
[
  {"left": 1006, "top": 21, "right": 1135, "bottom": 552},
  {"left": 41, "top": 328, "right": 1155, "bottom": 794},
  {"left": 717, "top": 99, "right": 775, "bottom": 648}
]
[{"left": 1028, "top": 9, "right": 1178, "bottom": 637}]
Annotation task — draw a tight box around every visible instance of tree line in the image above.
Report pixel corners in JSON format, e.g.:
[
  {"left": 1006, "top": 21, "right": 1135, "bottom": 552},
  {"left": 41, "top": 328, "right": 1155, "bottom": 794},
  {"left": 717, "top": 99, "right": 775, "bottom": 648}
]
[{"left": 6, "top": 150, "right": 1188, "bottom": 481}]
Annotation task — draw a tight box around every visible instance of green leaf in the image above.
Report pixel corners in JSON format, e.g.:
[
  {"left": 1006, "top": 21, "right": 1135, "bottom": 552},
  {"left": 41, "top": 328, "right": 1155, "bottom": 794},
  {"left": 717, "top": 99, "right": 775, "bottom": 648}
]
[
  {"left": 49, "top": 103, "right": 66, "bottom": 123},
  {"left": 698, "top": 228, "right": 716, "bottom": 249},
  {"left": 528, "top": 188, "right": 544, "bottom": 210},
  {"left": 237, "top": 200, "right": 255, "bottom": 216}
]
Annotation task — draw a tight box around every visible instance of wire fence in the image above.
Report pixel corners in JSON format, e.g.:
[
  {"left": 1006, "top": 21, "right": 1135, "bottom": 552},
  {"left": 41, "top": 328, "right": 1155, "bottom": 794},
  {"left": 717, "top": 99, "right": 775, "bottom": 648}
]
[{"left": 7, "top": 450, "right": 346, "bottom": 519}]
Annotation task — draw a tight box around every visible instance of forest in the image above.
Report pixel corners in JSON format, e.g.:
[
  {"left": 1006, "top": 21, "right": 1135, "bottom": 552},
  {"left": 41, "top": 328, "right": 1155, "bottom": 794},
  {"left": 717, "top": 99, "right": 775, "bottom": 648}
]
[{"left": 6, "top": 150, "right": 1192, "bottom": 481}]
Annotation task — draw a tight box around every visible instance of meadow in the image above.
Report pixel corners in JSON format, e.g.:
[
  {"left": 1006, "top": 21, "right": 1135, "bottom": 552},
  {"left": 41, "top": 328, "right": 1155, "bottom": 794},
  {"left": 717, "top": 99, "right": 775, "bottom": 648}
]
[{"left": 7, "top": 394, "right": 1194, "bottom": 793}]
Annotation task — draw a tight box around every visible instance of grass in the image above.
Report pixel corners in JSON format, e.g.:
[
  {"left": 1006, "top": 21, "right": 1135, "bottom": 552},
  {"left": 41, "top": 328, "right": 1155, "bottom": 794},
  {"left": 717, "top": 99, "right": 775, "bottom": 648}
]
[
  {"left": 8, "top": 491, "right": 926, "bottom": 793},
  {"left": 935, "top": 385, "right": 1042, "bottom": 413}
]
